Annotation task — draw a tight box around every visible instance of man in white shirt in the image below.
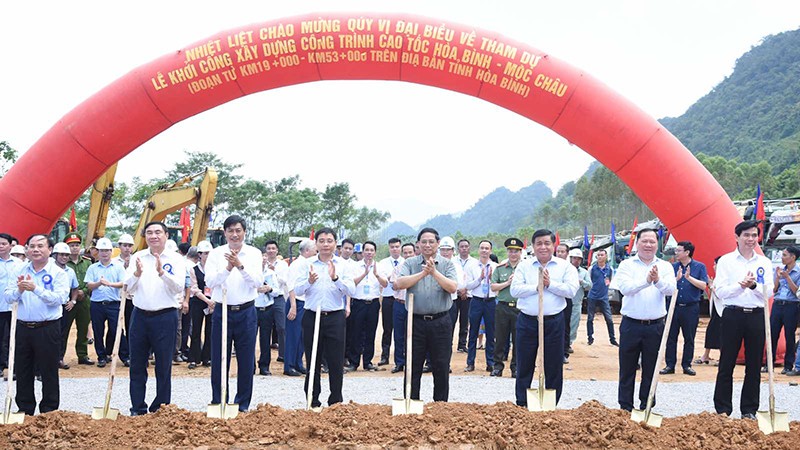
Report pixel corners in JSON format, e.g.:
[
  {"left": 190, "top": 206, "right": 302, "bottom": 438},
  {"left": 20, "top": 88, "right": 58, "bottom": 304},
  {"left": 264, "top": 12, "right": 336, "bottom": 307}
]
[
  {"left": 614, "top": 228, "right": 676, "bottom": 412},
  {"left": 453, "top": 239, "right": 477, "bottom": 353},
  {"left": 465, "top": 240, "right": 498, "bottom": 372},
  {"left": 510, "top": 229, "right": 579, "bottom": 408},
  {"left": 264, "top": 240, "right": 288, "bottom": 363},
  {"left": 712, "top": 220, "right": 774, "bottom": 419},
  {"left": 125, "top": 221, "right": 186, "bottom": 415},
  {"left": 284, "top": 238, "right": 315, "bottom": 376},
  {"left": 377, "top": 237, "right": 403, "bottom": 366},
  {"left": 204, "top": 215, "right": 262, "bottom": 412},
  {"left": 345, "top": 241, "right": 387, "bottom": 372}
]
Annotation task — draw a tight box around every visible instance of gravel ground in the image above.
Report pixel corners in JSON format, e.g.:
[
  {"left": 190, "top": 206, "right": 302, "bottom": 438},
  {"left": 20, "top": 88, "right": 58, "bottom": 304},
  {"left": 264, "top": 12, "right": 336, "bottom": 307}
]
[{"left": 9, "top": 374, "right": 800, "bottom": 419}]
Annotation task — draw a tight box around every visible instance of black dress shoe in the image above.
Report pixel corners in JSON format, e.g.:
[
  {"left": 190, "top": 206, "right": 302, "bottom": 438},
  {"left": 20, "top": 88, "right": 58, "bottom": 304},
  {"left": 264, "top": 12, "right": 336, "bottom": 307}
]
[
  {"left": 610, "top": 340, "right": 619, "bottom": 347},
  {"left": 78, "top": 357, "right": 95, "bottom": 366},
  {"left": 742, "top": 412, "right": 756, "bottom": 420},
  {"left": 378, "top": 358, "right": 389, "bottom": 366},
  {"left": 486, "top": 365, "right": 493, "bottom": 372},
  {"left": 587, "top": 338, "right": 594, "bottom": 345},
  {"left": 464, "top": 365, "right": 475, "bottom": 372},
  {"left": 567, "top": 346, "right": 574, "bottom": 354},
  {"left": 35, "top": 374, "right": 42, "bottom": 382},
  {"left": 422, "top": 365, "right": 432, "bottom": 373},
  {"left": 391, "top": 365, "right": 404, "bottom": 373},
  {"left": 259, "top": 369, "right": 272, "bottom": 376},
  {"left": 761, "top": 366, "right": 768, "bottom": 373},
  {"left": 490, "top": 369, "right": 502, "bottom": 377},
  {"left": 659, "top": 366, "right": 675, "bottom": 375},
  {"left": 364, "top": 363, "right": 381, "bottom": 372},
  {"left": 97, "top": 360, "right": 107, "bottom": 369},
  {"left": 188, "top": 362, "right": 197, "bottom": 369},
  {"left": 321, "top": 365, "right": 329, "bottom": 374},
  {"left": 511, "top": 370, "right": 517, "bottom": 378},
  {"left": 563, "top": 356, "right": 569, "bottom": 364},
  {"left": 59, "top": 360, "right": 70, "bottom": 370},
  {"left": 122, "top": 359, "right": 130, "bottom": 367},
  {"left": 683, "top": 367, "right": 696, "bottom": 376},
  {"left": 297, "top": 367, "right": 308, "bottom": 375},
  {"left": 283, "top": 368, "right": 302, "bottom": 377},
  {"left": 457, "top": 347, "right": 467, "bottom": 353},
  {"left": 276, "top": 356, "right": 284, "bottom": 363},
  {"left": 203, "top": 361, "right": 212, "bottom": 367}
]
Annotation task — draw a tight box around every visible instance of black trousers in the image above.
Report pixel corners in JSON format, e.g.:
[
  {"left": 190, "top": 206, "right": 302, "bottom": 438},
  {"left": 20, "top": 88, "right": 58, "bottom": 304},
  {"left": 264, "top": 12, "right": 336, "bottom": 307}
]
[
  {"left": 302, "top": 309, "right": 345, "bottom": 408},
  {"left": 409, "top": 312, "right": 452, "bottom": 402},
  {"left": 0, "top": 311, "right": 10, "bottom": 370},
  {"left": 770, "top": 301, "right": 799, "bottom": 369},
  {"left": 493, "top": 302, "right": 518, "bottom": 373},
  {"left": 563, "top": 298, "right": 572, "bottom": 356},
  {"left": 188, "top": 299, "right": 212, "bottom": 364},
  {"left": 665, "top": 301, "right": 699, "bottom": 370},
  {"left": 449, "top": 297, "right": 470, "bottom": 350},
  {"left": 618, "top": 316, "right": 664, "bottom": 411},
  {"left": 714, "top": 307, "right": 765, "bottom": 416},
  {"left": 16, "top": 320, "right": 61, "bottom": 415},
  {"left": 380, "top": 296, "right": 394, "bottom": 360},
  {"left": 256, "top": 305, "right": 274, "bottom": 369}
]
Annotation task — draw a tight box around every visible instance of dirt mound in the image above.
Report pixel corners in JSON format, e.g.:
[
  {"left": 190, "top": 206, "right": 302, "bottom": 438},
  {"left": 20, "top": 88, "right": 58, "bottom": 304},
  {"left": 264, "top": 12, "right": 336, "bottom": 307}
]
[{"left": 1, "top": 401, "right": 797, "bottom": 449}]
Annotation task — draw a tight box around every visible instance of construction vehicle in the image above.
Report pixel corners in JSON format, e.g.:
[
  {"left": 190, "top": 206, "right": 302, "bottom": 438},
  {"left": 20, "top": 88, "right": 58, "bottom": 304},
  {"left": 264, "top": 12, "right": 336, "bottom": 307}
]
[
  {"left": 132, "top": 167, "right": 218, "bottom": 251},
  {"left": 49, "top": 163, "right": 119, "bottom": 245}
]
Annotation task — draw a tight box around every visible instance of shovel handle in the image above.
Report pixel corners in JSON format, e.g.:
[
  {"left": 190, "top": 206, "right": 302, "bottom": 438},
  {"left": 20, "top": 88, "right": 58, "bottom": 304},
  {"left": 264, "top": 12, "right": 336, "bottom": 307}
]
[
  {"left": 643, "top": 284, "right": 679, "bottom": 414},
  {"left": 220, "top": 288, "right": 228, "bottom": 414},
  {"left": 761, "top": 283, "right": 777, "bottom": 403},
  {"left": 101, "top": 287, "right": 128, "bottom": 414},
  {"left": 3, "top": 303, "right": 18, "bottom": 419},
  {"left": 405, "top": 294, "right": 414, "bottom": 402},
  {"left": 536, "top": 268, "right": 545, "bottom": 379}
]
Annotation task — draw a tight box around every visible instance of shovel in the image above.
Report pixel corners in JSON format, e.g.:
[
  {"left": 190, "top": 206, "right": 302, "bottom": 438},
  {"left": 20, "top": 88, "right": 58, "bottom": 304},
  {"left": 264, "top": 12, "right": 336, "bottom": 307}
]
[
  {"left": 756, "top": 268, "right": 789, "bottom": 434},
  {"left": 207, "top": 288, "right": 238, "bottom": 419},
  {"left": 392, "top": 293, "right": 423, "bottom": 415},
  {"left": 631, "top": 282, "right": 679, "bottom": 427},
  {"left": 527, "top": 267, "right": 556, "bottom": 411},
  {"left": 1, "top": 302, "right": 24, "bottom": 425},
  {"left": 92, "top": 287, "right": 128, "bottom": 420},
  {"left": 305, "top": 302, "right": 323, "bottom": 413}
]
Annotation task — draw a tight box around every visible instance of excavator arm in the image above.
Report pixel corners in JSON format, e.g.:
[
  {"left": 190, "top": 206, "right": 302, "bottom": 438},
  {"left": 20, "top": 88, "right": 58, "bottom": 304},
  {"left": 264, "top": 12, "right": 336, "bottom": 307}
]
[{"left": 84, "top": 163, "right": 118, "bottom": 245}]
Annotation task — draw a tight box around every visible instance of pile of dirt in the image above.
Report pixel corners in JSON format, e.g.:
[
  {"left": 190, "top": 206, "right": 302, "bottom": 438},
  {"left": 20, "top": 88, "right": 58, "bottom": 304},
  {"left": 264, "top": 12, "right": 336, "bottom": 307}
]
[{"left": 1, "top": 401, "right": 797, "bottom": 449}]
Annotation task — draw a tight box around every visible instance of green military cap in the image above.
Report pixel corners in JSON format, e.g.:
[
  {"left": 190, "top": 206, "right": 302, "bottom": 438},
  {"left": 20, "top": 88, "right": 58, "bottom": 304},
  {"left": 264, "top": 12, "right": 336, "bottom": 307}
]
[
  {"left": 64, "top": 232, "right": 82, "bottom": 244},
  {"left": 504, "top": 237, "right": 523, "bottom": 250}
]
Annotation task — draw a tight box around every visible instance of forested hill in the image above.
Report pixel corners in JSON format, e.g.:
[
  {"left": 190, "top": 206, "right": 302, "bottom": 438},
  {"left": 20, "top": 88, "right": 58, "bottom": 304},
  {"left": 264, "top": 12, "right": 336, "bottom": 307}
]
[{"left": 660, "top": 28, "right": 800, "bottom": 172}]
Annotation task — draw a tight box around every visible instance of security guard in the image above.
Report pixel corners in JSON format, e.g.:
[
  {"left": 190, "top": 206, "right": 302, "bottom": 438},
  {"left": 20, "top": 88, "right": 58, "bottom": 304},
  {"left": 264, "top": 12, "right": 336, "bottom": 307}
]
[
  {"left": 62, "top": 232, "right": 94, "bottom": 366},
  {"left": 52, "top": 242, "right": 79, "bottom": 370},
  {"left": 4, "top": 234, "right": 70, "bottom": 415},
  {"left": 490, "top": 238, "right": 524, "bottom": 378}
]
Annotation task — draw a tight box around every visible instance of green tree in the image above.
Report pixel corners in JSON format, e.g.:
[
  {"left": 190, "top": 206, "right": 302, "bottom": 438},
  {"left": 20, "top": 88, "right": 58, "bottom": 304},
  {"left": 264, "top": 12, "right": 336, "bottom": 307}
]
[
  {"left": 0, "top": 141, "right": 18, "bottom": 177},
  {"left": 320, "top": 182, "right": 356, "bottom": 232}
]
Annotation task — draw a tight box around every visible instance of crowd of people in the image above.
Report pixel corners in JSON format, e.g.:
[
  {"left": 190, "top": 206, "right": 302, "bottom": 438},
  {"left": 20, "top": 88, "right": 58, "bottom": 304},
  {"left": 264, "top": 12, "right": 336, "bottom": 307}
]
[{"left": 0, "top": 217, "right": 798, "bottom": 420}]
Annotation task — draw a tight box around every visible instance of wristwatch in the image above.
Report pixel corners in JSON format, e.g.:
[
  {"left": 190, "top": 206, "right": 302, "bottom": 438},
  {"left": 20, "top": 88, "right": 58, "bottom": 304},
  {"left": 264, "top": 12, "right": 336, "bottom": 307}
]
[
  {"left": 238, "top": 265, "right": 244, "bottom": 271},
  {"left": 332, "top": 275, "right": 339, "bottom": 282}
]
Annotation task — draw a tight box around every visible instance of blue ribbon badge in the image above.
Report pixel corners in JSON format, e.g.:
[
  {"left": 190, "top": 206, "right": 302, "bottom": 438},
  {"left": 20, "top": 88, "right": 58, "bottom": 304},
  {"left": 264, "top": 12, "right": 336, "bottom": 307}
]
[
  {"left": 756, "top": 267, "right": 765, "bottom": 284},
  {"left": 162, "top": 263, "right": 174, "bottom": 275},
  {"left": 42, "top": 274, "right": 53, "bottom": 291}
]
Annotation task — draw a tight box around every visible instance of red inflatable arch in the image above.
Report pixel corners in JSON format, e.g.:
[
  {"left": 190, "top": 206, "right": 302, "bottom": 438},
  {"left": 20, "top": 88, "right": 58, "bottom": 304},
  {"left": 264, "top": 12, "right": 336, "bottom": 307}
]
[{"left": 0, "top": 12, "right": 741, "bottom": 266}]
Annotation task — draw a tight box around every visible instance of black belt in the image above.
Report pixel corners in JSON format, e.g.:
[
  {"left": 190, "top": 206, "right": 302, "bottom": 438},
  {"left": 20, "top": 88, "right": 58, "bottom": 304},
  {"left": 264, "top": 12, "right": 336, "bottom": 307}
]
[
  {"left": 725, "top": 306, "right": 764, "bottom": 313},
  {"left": 256, "top": 305, "right": 273, "bottom": 311},
  {"left": 676, "top": 302, "right": 698, "bottom": 307},
  {"left": 354, "top": 298, "right": 379, "bottom": 304},
  {"left": 474, "top": 296, "right": 494, "bottom": 302},
  {"left": 499, "top": 302, "right": 517, "bottom": 309},
  {"left": 623, "top": 315, "right": 665, "bottom": 325},
  {"left": 307, "top": 309, "right": 343, "bottom": 317},
  {"left": 414, "top": 310, "right": 449, "bottom": 321},
  {"left": 94, "top": 300, "right": 120, "bottom": 306},
  {"left": 774, "top": 300, "right": 799, "bottom": 306},
  {"left": 136, "top": 306, "right": 177, "bottom": 317},
  {"left": 17, "top": 319, "right": 59, "bottom": 329},
  {"left": 228, "top": 300, "right": 255, "bottom": 311}
]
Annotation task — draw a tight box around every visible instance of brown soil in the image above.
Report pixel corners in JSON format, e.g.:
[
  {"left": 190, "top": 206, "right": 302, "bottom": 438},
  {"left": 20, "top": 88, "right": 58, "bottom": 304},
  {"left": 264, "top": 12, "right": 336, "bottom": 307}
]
[{"left": 1, "top": 401, "right": 798, "bottom": 449}]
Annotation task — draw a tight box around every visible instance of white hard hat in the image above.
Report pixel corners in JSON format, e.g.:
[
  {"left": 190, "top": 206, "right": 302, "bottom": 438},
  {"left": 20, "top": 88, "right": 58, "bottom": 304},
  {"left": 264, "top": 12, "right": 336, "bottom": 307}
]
[
  {"left": 96, "top": 238, "right": 113, "bottom": 250},
  {"left": 165, "top": 240, "right": 178, "bottom": 252},
  {"left": 439, "top": 236, "right": 455, "bottom": 249},
  {"left": 53, "top": 242, "right": 70, "bottom": 254},
  {"left": 568, "top": 248, "right": 584, "bottom": 259},
  {"left": 197, "top": 240, "right": 213, "bottom": 253},
  {"left": 10, "top": 245, "right": 25, "bottom": 255},
  {"left": 118, "top": 233, "right": 134, "bottom": 245}
]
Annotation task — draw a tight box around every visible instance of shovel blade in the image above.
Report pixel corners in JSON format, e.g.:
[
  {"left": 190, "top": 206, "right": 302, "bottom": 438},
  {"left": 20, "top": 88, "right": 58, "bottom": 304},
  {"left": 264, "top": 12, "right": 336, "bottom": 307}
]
[
  {"left": 91, "top": 407, "right": 120, "bottom": 421},
  {"left": 391, "top": 397, "right": 424, "bottom": 416},
  {"left": 0, "top": 412, "right": 24, "bottom": 425},
  {"left": 207, "top": 403, "right": 240, "bottom": 419},
  {"left": 756, "top": 410, "right": 790, "bottom": 434},
  {"left": 526, "top": 388, "right": 556, "bottom": 412},
  {"left": 631, "top": 408, "right": 663, "bottom": 427}
]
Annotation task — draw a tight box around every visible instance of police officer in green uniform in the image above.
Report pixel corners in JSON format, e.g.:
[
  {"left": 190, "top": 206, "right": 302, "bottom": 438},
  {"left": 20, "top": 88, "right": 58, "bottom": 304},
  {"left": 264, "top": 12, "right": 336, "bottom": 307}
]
[
  {"left": 62, "top": 233, "right": 94, "bottom": 365},
  {"left": 490, "top": 238, "right": 523, "bottom": 378}
]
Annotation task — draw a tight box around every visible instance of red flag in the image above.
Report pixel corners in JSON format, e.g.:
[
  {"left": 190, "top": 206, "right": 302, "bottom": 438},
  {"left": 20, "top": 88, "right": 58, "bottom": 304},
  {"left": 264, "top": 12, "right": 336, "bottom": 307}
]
[
  {"left": 755, "top": 184, "right": 765, "bottom": 238},
  {"left": 587, "top": 234, "right": 595, "bottom": 264},
  {"left": 179, "top": 207, "right": 191, "bottom": 243},
  {"left": 554, "top": 231, "right": 560, "bottom": 249},
  {"left": 627, "top": 216, "right": 639, "bottom": 252},
  {"left": 309, "top": 227, "right": 315, "bottom": 240},
  {"left": 69, "top": 207, "right": 77, "bottom": 232},
  {"left": 523, "top": 237, "right": 528, "bottom": 250}
]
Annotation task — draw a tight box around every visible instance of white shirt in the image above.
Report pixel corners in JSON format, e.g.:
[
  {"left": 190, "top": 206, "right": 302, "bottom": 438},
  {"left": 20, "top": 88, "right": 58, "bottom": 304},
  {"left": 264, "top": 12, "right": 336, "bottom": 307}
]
[
  {"left": 714, "top": 249, "right": 774, "bottom": 310},
  {"left": 378, "top": 256, "right": 404, "bottom": 297},
  {"left": 125, "top": 249, "right": 186, "bottom": 311},
  {"left": 456, "top": 255, "right": 480, "bottom": 297},
  {"left": 465, "top": 258, "right": 498, "bottom": 298},
  {"left": 352, "top": 260, "right": 382, "bottom": 300},
  {"left": 615, "top": 254, "right": 677, "bottom": 320},
  {"left": 204, "top": 243, "right": 263, "bottom": 305},
  {"left": 450, "top": 256, "right": 466, "bottom": 300},
  {"left": 287, "top": 255, "right": 308, "bottom": 301},
  {"left": 510, "top": 256, "right": 579, "bottom": 316},
  {"left": 265, "top": 258, "right": 289, "bottom": 297},
  {"left": 293, "top": 255, "right": 356, "bottom": 311}
]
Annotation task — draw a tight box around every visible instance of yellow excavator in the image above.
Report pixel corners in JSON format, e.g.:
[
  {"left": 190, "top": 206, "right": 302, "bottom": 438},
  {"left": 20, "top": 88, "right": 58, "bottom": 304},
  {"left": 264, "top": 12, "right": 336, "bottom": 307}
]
[
  {"left": 132, "top": 167, "right": 219, "bottom": 251},
  {"left": 49, "top": 163, "right": 119, "bottom": 245}
]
